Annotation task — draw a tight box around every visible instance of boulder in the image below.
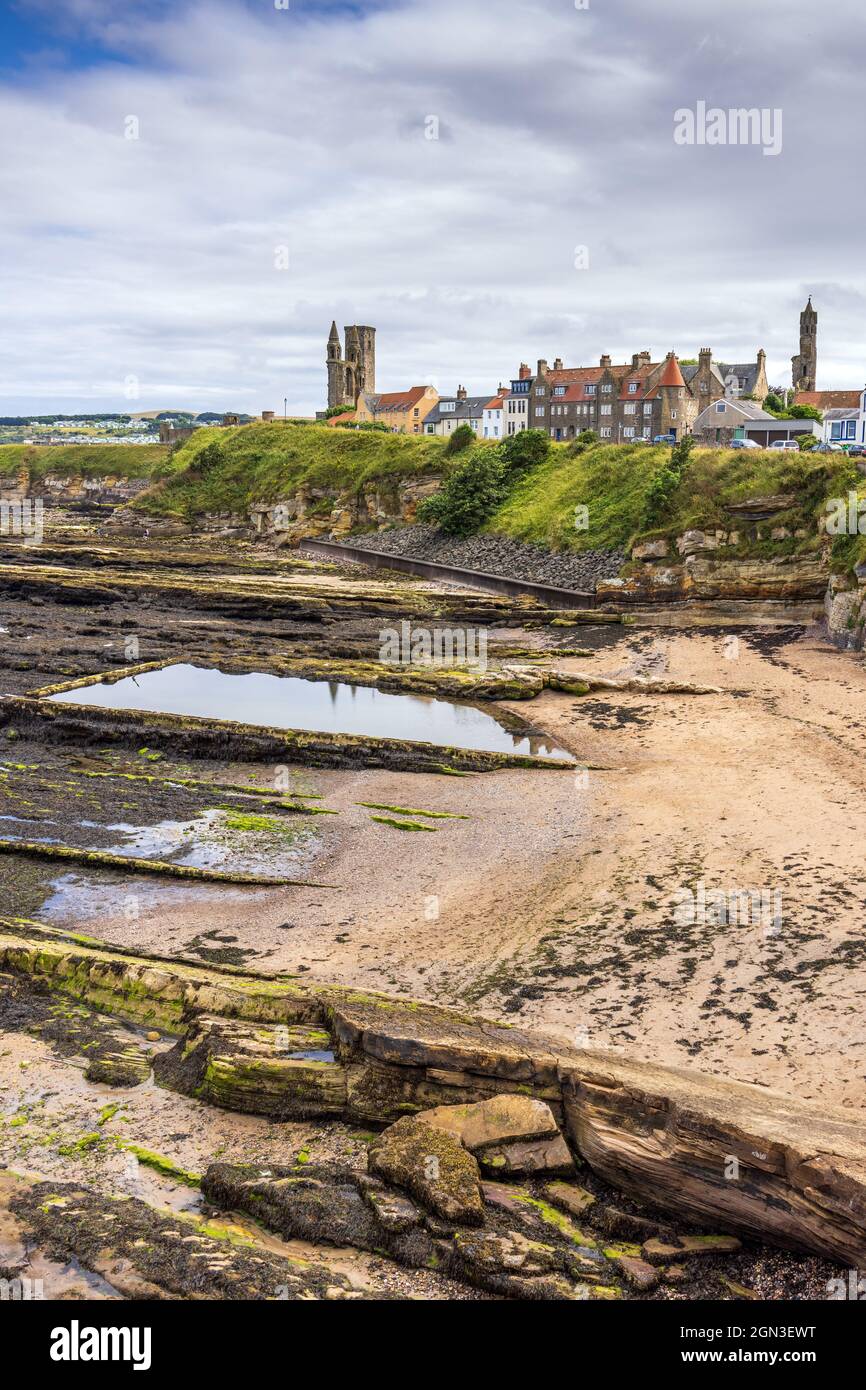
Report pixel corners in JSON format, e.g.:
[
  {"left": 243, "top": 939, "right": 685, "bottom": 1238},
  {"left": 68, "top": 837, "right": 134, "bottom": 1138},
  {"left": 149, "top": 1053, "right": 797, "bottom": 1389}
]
[
  {"left": 545, "top": 1180, "right": 597, "bottom": 1219},
  {"left": 632, "top": 539, "right": 669, "bottom": 561},
  {"left": 417, "top": 1094, "right": 574, "bottom": 1177},
  {"left": 367, "top": 1115, "right": 484, "bottom": 1225}
]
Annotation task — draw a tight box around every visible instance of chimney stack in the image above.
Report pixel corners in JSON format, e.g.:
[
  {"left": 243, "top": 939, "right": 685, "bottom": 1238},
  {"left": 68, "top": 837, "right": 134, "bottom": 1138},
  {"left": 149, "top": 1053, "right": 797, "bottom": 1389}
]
[
  {"left": 600, "top": 354, "right": 611, "bottom": 368},
  {"left": 456, "top": 384, "right": 467, "bottom": 401},
  {"left": 518, "top": 363, "right": 531, "bottom": 380}
]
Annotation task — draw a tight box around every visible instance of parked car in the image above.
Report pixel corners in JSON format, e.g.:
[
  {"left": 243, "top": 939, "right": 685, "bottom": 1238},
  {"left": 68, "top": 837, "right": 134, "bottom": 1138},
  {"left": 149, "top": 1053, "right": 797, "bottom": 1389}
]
[
  {"left": 769, "top": 439, "right": 800, "bottom": 450},
  {"left": 814, "top": 441, "right": 845, "bottom": 453},
  {"left": 729, "top": 437, "right": 762, "bottom": 449},
  {"left": 846, "top": 444, "right": 866, "bottom": 457},
  {"left": 652, "top": 434, "right": 676, "bottom": 445}
]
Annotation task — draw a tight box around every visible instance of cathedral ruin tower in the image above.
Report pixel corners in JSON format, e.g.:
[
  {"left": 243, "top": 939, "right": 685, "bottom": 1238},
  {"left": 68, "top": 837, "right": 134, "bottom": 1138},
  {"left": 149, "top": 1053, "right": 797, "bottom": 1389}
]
[
  {"left": 326, "top": 322, "right": 376, "bottom": 409},
  {"left": 791, "top": 297, "right": 817, "bottom": 393}
]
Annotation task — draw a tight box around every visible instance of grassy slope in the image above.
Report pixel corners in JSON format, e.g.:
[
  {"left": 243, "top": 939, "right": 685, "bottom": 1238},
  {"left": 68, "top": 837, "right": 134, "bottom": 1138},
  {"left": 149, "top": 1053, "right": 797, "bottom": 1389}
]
[
  {"left": 490, "top": 441, "right": 863, "bottom": 568},
  {"left": 137, "top": 423, "right": 448, "bottom": 517},
  {"left": 0, "top": 443, "right": 168, "bottom": 479}
]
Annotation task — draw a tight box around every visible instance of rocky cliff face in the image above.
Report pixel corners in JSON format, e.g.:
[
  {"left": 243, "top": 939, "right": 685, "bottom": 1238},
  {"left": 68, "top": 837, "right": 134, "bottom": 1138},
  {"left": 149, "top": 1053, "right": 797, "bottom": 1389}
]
[
  {"left": 249, "top": 477, "right": 443, "bottom": 548},
  {"left": 825, "top": 572, "right": 866, "bottom": 650}
]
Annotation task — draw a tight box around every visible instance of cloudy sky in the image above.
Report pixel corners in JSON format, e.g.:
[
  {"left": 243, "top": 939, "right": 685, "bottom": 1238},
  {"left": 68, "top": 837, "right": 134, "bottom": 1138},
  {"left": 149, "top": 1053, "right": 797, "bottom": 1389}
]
[{"left": 0, "top": 0, "right": 862, "bottom": 415}]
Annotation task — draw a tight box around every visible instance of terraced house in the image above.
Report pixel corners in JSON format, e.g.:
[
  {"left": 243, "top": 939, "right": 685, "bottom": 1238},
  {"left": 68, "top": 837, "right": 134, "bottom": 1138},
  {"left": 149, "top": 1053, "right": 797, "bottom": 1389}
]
[
  {"left": 524, "top": 345, "right": 771, "bottom": 443},
  {"left": 527, "top": 350, "right": 711, "bottom": 442},
  {"left": 423, "top": 386, "right": 494, "bottom": 437}
]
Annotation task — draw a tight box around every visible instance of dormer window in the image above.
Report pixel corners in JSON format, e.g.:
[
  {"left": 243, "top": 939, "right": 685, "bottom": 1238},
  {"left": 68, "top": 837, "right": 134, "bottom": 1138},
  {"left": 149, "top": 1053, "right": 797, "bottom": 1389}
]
[
  {"left": 602, "top": 383, "right": 612, "bottom": 394},
  {"left": 628, "top": 382, "right": 638, "bottom": 393},
  {"left": 585, "top": 384, "right": 595, "bottom": 395}
]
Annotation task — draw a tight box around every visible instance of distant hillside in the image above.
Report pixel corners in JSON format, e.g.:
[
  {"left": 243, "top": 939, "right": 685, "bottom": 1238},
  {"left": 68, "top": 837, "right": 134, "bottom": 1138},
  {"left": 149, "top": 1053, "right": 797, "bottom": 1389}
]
[{"left": 0, "top": 443, "right": 169, "bottom": 479}]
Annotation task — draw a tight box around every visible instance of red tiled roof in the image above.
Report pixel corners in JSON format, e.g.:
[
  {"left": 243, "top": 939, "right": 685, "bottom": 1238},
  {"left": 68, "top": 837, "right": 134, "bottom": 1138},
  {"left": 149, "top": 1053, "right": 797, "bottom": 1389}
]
[
  {"left": 794, "top": 390, "right": 860, "bottom": 409},
  {"left": 658, "top": 355, "right": 686, "bottom": 389},
  {"left": 370, "top": 387, "right": 432, "bottom": 412},
  {"left": 484, "top": 396, "right": 505, "bottom": 410}
]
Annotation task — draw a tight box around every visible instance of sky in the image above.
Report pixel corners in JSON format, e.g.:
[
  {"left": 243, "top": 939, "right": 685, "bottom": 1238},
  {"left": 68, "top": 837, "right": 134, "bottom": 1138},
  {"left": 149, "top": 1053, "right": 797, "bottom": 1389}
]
[{"left": 0, "top": 0, "right": 863, "bottom": 415}]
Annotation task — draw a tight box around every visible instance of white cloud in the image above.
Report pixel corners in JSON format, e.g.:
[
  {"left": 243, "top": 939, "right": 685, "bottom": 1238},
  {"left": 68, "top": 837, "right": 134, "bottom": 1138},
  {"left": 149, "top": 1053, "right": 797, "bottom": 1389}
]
[{"left": 1, "top": 0, "right": 864, "bottom": 413}]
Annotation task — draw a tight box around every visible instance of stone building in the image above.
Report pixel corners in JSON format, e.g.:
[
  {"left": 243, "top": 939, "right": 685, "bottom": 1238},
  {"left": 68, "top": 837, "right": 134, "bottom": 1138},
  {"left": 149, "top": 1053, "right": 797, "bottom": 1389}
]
[
  {"left": 326, "top": 322, "right": 376, "bottom": 408},
  {"left": 714, "top": 350, "right": 769, "bottom": 405},
  {"left": 527, "top": 350, "right": 719, "bottom": 442},
  {"left": 791, "top": 297, "right": 817, "bottom": 393}
]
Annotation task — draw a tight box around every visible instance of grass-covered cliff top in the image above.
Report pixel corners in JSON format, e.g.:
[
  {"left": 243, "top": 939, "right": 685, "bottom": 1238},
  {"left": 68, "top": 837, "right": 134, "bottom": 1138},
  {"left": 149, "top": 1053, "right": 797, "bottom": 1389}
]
[
  {"left": 139, "top": 422, "right": 447, "bottom": 516},
  {"left": 25, "top": 422, "right": 858, "bottom": 574},
  {"left": 0, "top": 443, "right": 168, "bottom": 479},
  {"left": 489, "top": 439, "right": 860, "bottom": 556}
]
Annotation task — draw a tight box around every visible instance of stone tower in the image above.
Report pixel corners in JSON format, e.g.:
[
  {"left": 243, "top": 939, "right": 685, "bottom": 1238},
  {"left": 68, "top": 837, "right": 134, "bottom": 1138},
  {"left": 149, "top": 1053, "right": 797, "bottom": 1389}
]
[
  {"left": 658, "top": 351, "right": 688, "bottom": 440},
  {"left": 326, "top": 322, "right": 376, "bottom": 409},
  {"left": 791, "top": 297, "right": 817, "bottom": 393}
]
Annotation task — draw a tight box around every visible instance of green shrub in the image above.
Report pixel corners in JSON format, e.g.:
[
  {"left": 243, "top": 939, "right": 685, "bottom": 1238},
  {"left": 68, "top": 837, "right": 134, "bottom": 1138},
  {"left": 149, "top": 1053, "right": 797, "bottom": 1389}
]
[
  {"left": 418, "top": 430, "right": 550, "bottom": 537},
  {"left": 444, "top": 424, "right": 476, "bottom": 456},
  {"left": 644, "top": 434, "right": 695, "bottom": 525}
]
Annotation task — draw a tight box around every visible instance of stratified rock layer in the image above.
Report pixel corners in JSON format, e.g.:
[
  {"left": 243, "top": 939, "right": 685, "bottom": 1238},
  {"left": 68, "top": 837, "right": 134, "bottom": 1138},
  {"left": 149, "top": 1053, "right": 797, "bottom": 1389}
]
[{"left": 2, "top": 917, "right": 866, "bottom": 1266}]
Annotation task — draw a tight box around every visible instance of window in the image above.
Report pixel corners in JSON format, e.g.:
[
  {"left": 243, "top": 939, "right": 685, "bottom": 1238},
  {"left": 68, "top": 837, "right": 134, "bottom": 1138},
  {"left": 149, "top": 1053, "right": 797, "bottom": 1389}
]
[
  {"left": 624, "top": 403, "right": 635, "bottom": 415},
  {"left": 536, "top": 387, "right": 545, "bottom": 396},
  {"left": 602, "top": 383, "right": 612, "bottom": 394},
  {"left": 831, "top": 422, "right": 842, "bottom": 440},
  {"left": 554, "top": 386, "right": 566, "bottom": 396},
  {"left": 628, "top": 382, "right": 638, "bottom": 393},
  {"left": 623, "top": 426, "right": 635, "bottom": 437},
  {"left": 642, "top": 428, "right": 651, "bottom": 438},
  {"left": 600, "top": 426, "right": 612, "bottom": 438},
  {"left": 585, "top": 384, "right": 595, "bottom": 395},
  {"left": 441, "top": 401, "right": 455, "bottom": 412},
  {"left": 643, "top": 403, "right": 652, "bottom": 413},
  {"left": 846, "top": 419, "right": 856, "bottom": 440},
  {"left": 671, "top": 411, "right": 677, "bottom": 419},
  {"left": 600, "top": 404, "right": 612, "bottom": 415},
  {"left": 535, "top": 407, "right": 545, "bottom": 418},
  {"left": 716, "top": 401, "right": 726, "bottom": 412}
]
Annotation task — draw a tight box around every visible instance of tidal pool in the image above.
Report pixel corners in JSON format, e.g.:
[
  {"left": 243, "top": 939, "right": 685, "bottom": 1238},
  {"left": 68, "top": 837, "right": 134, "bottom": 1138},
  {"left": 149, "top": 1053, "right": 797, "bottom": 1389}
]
[{"left": 48, "top": 663, "right": 573, "bottom": 761}]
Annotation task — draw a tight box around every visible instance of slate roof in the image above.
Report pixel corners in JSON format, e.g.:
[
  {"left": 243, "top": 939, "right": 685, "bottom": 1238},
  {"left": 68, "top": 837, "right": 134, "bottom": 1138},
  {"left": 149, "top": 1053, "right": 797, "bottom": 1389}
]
[
  {"left": 718, "top": 361, "right": 761, "bottom": 394},
  {"left": 423, "top": 395, "right": 490, "bottom": 425}
]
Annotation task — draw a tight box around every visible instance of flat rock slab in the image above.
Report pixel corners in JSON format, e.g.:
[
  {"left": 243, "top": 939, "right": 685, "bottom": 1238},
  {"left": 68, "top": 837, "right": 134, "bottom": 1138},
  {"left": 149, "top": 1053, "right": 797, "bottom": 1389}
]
[
  {"left": 479, "top": 1134, "right": 575, "bottom": 1178},
  {"left": 642, "top": 1234, "right": 742, "bottom": 1264},
  {"left": 368, "top": 1116, "right": 484, "bottom": 1226},
  {"left": 418, "top": 1094, "right": 560, "bottom": 1152},
  {"left": 545, "top": 1180, "right": 597, "bottom": 1218}
]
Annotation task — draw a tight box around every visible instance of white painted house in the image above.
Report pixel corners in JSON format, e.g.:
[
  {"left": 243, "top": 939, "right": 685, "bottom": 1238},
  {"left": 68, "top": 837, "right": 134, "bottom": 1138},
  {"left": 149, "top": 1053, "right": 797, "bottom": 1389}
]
[
  {"left": 822, "top": 390, "right": 866, "bottom": 446},
  {"left": 482, "top": 390, "right": 508, "bottom": 439}
]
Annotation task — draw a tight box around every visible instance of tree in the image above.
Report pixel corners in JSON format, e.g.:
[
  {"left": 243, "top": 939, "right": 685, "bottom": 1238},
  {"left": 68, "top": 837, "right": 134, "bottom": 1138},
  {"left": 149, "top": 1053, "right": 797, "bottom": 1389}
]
[{"left": 444, "top": 424, "right": 476, "bottom": 456}]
